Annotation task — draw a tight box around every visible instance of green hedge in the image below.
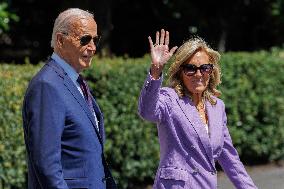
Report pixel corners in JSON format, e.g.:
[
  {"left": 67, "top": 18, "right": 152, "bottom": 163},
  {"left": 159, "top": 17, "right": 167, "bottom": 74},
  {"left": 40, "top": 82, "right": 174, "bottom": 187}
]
[
  {"left": 219, "top": 50, "right": 284, "bottom": 162},
  {"left": 0, "top": 64, "right": 39, "bottom": 189},
  {"left": 0, "top": 50, "right": 283, "bottom": 189}
]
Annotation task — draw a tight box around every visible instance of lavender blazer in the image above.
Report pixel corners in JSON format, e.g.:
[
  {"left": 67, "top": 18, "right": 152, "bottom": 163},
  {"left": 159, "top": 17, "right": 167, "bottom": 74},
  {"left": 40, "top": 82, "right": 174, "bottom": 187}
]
[{"left": 138, "top": 74, "right": 258, "bottom": 189}]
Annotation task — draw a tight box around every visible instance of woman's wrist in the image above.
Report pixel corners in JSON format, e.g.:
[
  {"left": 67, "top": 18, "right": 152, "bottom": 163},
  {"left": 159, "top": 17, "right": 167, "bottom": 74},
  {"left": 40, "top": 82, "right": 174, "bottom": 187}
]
[{"left": 150, "top": 64, "right": 163, "bottom": 80}]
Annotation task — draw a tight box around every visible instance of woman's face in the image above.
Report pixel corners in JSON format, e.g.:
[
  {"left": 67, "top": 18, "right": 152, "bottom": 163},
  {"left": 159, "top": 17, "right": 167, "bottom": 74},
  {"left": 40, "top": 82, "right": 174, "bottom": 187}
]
[{"left": 181, "top": 50, "right": 212, "bottom": 96}]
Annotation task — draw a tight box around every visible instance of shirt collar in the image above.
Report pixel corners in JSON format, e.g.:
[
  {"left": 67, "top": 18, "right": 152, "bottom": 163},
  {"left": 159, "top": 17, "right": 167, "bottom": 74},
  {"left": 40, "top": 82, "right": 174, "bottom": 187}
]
[{"left": 51, "top": 52, "right": 79, "bottom": 83}]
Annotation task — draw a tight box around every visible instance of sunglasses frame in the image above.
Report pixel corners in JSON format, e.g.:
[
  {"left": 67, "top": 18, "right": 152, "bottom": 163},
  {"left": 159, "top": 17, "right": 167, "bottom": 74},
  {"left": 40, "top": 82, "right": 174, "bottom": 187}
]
[{"left": 181, "top": 63, "right": 214, "bottom": 76}]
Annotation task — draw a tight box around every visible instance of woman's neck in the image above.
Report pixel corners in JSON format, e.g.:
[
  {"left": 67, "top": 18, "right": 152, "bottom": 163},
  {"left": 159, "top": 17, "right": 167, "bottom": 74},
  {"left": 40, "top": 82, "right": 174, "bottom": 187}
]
[
  {"left": 192, "top": 92, "right": 208, "bottom": 126},
  {"left": 192, "top": 93, "right": 203, "bottom": 107}
]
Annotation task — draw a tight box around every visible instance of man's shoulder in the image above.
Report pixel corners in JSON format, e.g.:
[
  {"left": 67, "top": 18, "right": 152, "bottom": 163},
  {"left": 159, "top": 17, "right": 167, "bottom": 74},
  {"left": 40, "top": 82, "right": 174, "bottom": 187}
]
[{"left": 29, "top": 59, "right": 63, "bottom": 88}]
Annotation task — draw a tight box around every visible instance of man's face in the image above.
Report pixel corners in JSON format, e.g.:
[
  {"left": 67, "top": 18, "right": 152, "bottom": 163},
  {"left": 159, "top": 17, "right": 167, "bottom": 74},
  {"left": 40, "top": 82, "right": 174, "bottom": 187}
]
[{"left": 59, "top": 17, "right": 98, "bottom": 72}]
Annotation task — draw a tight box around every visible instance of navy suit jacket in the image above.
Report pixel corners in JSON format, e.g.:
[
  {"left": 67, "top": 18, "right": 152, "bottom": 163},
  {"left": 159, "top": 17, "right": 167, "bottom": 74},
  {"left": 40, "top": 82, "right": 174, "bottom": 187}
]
[{"left": 22, "top": 59, "right": 116, "bottom": 189}]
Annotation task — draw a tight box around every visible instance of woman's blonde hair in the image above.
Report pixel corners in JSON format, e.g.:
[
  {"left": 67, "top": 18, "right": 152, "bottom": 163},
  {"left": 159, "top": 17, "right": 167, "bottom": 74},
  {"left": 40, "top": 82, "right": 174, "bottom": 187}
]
[{"left": 167, "top": 37, "right": 221, "bottom": 105}]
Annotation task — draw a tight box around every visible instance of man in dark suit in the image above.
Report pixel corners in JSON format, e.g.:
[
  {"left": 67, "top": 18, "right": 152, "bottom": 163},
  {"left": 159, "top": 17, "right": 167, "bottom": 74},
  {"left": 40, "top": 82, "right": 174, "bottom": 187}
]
[{"left": 22, "top": 8, "right": 117, "bottom": 189}]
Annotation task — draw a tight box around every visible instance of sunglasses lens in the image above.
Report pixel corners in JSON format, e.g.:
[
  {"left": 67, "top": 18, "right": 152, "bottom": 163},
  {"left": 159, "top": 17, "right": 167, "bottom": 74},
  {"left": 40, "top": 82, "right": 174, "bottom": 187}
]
[
  {"left": 200, "top": 64, "right": 213, "bottom": 74},
  {"left": 182, "top": 64, "right": 213, "bottom": 76},
  {"left": 80, "top": 35, "right": 92, "bottom": 46},
  {"left": 183, "top": 64, "right": 197, "bottom": 76},
  {"left": 93, "top": 36, "right": 101, "bottom": 46}
]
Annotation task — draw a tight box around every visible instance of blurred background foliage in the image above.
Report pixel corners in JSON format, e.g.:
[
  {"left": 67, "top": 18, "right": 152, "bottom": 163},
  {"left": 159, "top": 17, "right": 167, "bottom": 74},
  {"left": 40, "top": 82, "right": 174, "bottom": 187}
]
[
  {"left": 0, "top": 2, "right": 19, "bottom": 33},
  {"left": 1, "top": 50, "right": 284, "bottom": 188},
  {"left": 1, "top": 0, "right": 284, "bottom": 63}
]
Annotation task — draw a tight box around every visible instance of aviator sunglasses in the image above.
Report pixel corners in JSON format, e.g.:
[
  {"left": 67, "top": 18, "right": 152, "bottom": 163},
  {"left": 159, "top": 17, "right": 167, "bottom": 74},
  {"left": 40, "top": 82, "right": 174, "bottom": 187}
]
[
  {"left": 79, "top": 35, "right": 101, "bottom": 46},
  {"left": 62, "top": 32, "right": 101, "bottom": 47},
  {"left": 181, "top": 64, "right": 214, "bottom": 76}
]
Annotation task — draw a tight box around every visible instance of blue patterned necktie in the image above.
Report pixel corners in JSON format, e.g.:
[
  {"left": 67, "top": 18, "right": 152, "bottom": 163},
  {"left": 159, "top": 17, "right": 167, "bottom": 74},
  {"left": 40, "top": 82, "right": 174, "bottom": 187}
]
[
  {"left": 77, "top": 74, "right": 94, "bottom": 111},
  {"left": 77, "top": 74, "right": 100, "bottom": 132}
]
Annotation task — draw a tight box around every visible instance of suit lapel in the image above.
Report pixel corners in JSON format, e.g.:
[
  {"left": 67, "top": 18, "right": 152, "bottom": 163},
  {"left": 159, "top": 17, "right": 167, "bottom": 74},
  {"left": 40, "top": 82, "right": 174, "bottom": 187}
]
[
  {"left": 176, "top": 96, "right": 214, "bottom": 167},
  {"left": 206, "top": 100, "right": 223, "bottom": 154},
  {"left": 91, "top": 96, "right": 105, "bottom": 143},
  {"left": 48, "top": 60, "right": 103, "bottom": 145}
]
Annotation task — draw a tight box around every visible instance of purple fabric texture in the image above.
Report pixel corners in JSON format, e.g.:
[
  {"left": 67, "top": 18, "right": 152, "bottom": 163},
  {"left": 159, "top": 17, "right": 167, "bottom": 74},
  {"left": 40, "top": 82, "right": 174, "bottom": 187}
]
[{"left": 138, "top": 73, "right": 258, "bottom": 189}]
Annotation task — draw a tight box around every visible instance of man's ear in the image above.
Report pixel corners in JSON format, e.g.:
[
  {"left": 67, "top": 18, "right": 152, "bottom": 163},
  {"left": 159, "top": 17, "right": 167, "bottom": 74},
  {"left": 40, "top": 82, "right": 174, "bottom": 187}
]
[{"left": 56, "top": 33, "right": 65, "bottom": 47}]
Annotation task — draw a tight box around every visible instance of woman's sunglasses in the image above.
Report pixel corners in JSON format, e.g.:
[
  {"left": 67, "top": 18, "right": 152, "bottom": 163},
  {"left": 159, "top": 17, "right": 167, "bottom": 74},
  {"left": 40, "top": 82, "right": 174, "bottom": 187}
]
[
  {"left": 181, "top": 64, "right": 214, "bottom": 76},
  {"left": 79, "top": 35, "right": 101, "bottom": 46}
]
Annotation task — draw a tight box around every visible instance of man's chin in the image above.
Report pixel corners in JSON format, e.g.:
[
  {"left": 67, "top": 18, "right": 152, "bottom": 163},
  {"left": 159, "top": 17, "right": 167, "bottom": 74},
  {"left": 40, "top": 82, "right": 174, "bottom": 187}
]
[{"left": 80, "top": 59, "right": 92, "bottom": 68}]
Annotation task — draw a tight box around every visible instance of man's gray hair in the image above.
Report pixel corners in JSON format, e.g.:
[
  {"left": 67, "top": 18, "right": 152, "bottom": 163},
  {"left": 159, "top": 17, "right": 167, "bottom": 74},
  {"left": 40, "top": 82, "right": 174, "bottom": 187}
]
[{"left": 50, "top": 8, "right": 94, "bottom": 48}]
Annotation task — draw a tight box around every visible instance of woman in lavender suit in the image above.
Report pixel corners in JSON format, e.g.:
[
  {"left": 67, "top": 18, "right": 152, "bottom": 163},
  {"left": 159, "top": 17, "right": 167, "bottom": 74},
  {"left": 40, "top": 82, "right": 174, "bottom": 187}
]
[{"left": 138, "top": 29, "right": 258, "bottom": 189}]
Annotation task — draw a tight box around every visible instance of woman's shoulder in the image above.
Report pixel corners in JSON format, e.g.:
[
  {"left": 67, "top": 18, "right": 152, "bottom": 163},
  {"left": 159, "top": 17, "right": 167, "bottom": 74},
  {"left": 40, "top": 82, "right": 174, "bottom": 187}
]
[
  {"left": 158, "top": 87, "right": 181, "bottom": 104},
  {"left": 160, "top": 87, "right": 178, "bottom": 98},
  {"left": 210, "top": 95, "right": 226, "bottom": 108}
]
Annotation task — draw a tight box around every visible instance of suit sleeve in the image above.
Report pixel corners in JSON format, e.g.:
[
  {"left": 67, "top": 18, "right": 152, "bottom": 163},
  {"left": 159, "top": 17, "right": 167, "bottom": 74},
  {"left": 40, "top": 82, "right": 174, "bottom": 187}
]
[
  {"left": 217, "top": 102, "right": 258, "bottom": 189},
  {"left": 138, "top": 73, "right": 166, "bottom": 123},
  {"left": 23, "top": 81, "right": 69, "bottom": 189}
]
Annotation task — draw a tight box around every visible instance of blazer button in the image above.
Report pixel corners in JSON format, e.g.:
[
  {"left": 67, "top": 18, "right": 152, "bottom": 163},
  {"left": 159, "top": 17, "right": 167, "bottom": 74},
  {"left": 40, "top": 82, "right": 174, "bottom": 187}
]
[
  {"left": 144, "top": 81, "right": 149, "bottom": 88},
  {"left": 193, "top": 167, "right": 199, "bottom": 174},
  {"left": 102, "top": 176, "right": 111, "bottom": 183}
]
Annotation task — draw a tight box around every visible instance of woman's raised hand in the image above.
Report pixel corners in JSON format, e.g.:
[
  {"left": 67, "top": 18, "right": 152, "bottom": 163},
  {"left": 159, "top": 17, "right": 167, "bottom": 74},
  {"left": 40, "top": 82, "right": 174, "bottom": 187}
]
[{"left": 148, "top": 29, "right": 178, "bottom": 79}]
